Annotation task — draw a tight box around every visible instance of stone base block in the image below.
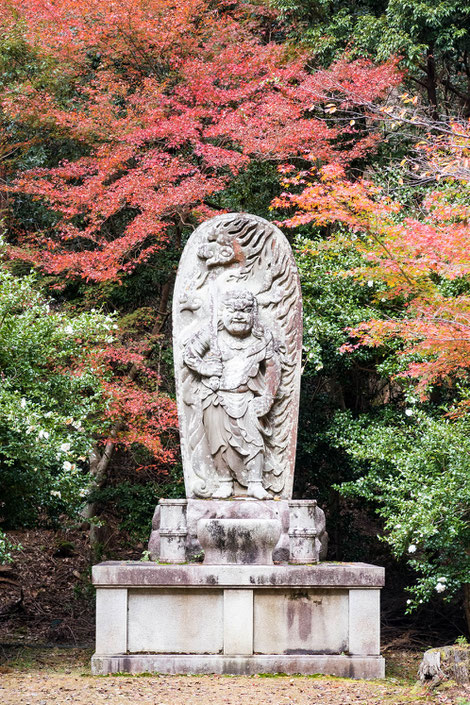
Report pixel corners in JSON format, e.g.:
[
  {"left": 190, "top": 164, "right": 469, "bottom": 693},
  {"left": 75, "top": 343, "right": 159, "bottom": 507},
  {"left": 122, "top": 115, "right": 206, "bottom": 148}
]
[
  {"left": 92, "top": 562, "right": 384, "bottom": 679},
  {"left": 92, "top": 654, "right": 385, "bottom": 679}
]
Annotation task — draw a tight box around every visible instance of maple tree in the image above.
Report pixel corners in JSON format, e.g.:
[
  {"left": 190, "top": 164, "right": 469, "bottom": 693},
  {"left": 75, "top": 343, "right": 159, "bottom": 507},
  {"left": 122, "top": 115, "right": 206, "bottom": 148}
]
[
  {"left": 0, "top": 2, "right": 400, "bottom": 282},
  {"left": 276, "top": 118, "right": 470, "bottom": 399}
]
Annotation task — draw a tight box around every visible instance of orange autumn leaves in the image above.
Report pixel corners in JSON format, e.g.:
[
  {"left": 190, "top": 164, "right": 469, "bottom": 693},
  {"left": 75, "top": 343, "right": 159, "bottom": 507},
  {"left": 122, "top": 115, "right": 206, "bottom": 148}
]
[{"left": 277, "top": 120, "right": 470, "bottom": 397}]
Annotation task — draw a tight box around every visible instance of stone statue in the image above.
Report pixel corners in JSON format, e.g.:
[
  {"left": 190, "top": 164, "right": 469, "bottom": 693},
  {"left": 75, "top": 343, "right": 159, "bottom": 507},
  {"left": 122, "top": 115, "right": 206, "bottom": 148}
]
[
  {"left": 174, "top": 213, "right": 302, "bottom": 499},
  {"left": 183, "top": 289, "right": 281, "bottom": 499}
]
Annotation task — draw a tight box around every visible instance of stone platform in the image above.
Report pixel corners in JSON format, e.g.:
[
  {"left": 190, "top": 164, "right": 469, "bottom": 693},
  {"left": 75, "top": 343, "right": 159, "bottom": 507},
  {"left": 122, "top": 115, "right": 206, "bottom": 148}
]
[{"left": 92, "top": 562, "right": 385, "bottom": 678}]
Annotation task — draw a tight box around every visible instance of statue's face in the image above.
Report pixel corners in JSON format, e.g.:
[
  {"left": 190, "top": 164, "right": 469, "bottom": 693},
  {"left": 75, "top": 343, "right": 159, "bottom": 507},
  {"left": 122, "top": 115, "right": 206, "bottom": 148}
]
[{"left": 221, "top": 297, "right": 254, "bottom": 337}]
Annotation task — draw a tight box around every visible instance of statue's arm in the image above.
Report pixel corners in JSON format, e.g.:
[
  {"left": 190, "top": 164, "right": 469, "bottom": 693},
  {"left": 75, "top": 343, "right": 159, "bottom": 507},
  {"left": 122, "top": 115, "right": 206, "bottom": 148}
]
[{"left": 184, "top": 328, "right": 221, "bottom": 378}]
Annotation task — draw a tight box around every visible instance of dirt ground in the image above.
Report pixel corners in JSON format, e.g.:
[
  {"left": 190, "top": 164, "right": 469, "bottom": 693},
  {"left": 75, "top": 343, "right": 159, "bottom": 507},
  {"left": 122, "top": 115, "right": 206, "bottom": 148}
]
[{"left": 0, "top": 648, "right": 469, "bottom": 705}]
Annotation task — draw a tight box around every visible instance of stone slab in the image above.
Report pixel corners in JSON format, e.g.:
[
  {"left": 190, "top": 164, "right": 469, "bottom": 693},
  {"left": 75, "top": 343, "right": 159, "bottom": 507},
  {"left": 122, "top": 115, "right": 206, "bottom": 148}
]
[
  {"left": 91, "top": 654, "right": 385, "bottom": 679},
  {"left": 349, "top": 589, "right": 381, "bottom": 655},
  {"left": 93, "top": 561, "right": 384, "bottom": 588},
  {"left": 95, "top": 588, "right": 127, "bottom": 654},
  {"left": 127, "top": 589, "right": 223, "bottom": 654},
  {"left": 253, "top": 589, "right": 348, "bottom": 654},
  {"left": 224, "top": 589, "right": 253, "bottom": 655}
]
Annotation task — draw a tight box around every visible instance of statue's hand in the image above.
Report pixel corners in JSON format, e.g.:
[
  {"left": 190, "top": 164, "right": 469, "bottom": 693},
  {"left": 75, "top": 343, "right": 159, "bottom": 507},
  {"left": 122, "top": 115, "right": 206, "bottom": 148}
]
[
  {"left": 200, "top": 354, "right": 223, "bottom": 378},
  {"left": 251, "top": 395, "right": 273, "bottom": 417}
]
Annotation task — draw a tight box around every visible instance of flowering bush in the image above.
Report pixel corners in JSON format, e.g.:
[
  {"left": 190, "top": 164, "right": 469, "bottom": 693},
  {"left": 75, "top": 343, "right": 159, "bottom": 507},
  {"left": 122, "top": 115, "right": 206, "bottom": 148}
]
[
  {"left": 331, "top": 409, "right": 470, "bottom": 620},
  {"left": 0, "top": 265, "right": 115, "bottom": 560}
]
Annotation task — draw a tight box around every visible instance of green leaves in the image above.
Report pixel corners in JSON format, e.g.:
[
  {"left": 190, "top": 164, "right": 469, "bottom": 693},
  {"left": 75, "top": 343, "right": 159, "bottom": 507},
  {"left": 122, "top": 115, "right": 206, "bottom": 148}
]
[
  {"left": 332, "top": 408, "right": 470, "bottom": 607},
  {"left": 0, "top": 266, "right": 114, "bottom": 542}
]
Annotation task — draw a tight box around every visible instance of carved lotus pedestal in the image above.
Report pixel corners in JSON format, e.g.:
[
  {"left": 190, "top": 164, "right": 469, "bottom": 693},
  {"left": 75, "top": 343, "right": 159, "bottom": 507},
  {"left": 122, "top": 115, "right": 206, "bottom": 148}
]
[{"left": 91, "top": 498, "right": 385, "bottom": 679}]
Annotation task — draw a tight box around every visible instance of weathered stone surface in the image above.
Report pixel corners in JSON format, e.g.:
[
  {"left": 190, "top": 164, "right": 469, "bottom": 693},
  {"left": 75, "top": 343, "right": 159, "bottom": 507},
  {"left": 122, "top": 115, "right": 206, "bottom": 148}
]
[
  {"left": 92, "top": 561, "right": 385, "bottom": 588},
  {"left": 173, "top": 214, "right": 302, "bottom": 500},
  {"left": 349, "top": 589, "right": 381, "bottom": 656},
  {"left": 92, "top": 654, "right": 385, "bottom": 679},
  {"left": 223, "top": 589, "right": 254, "bottom": 655},
  {"left": 95, "top": 588, "right": 127, "bottom": 655},
  {"left": 253, "top": 589, "right": 349, "bottom": 655},
  {"left": 197, "top": 518, "right": 282, "bottom": 565},
  {"left": 92, "top": 562, "right": 384, "bottom": 677},
  {"left": 148, "top": 497, "right": 328, "bottom": 563},
  {"left": 127, "top": 588, "right": 223, "bottom": 654}
]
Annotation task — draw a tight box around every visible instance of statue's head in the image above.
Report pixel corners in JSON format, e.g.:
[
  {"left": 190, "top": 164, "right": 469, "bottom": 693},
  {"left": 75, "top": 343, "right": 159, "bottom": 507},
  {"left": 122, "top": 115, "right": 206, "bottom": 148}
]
[{"left": 220, "top": 289, "right": 261, "bottom": 338}]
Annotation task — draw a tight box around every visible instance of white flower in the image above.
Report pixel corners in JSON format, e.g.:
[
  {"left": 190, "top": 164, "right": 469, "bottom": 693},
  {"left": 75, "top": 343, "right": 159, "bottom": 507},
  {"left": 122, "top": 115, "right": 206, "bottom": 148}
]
[
  {"left": 60, "top": 442, "right": 71, "bottom": 452},
  {"left": 38, "top": 429, "right": 50, "bottom": 440},
  {"left": 64, "top": 325, "right": 74, "bottom": 335},
  {"left": 79, "top": 488, "right": 88, "bottom": 498},
  {"left": 405, "top": 409, "right": 413, "bottom": 417},
  {"left": 20, "top": 398, "right": 27, "bottom": 409},
  {"left": 62, "top": 461, "right": 72, "bottom": 471},
  {"left": 367, "top": 280, "right": 374, "bottom": 287},
  {"left": 50, "top": 490, "right": 61, "bottom": 498},
  {"left": 406, "top": 599, "right": 412, "bottom": 604},
  {"left": 437, "top": 577, "right": 447, "bottom": 583},
  {"left": 435, "top": 583, "right": 446, "bottom": 593},
  {"left": 408, "top": 544, "right": 417, "bottom": 553},
  {"left": 113, "top": 324, "right": 119, "bottom": 330}
]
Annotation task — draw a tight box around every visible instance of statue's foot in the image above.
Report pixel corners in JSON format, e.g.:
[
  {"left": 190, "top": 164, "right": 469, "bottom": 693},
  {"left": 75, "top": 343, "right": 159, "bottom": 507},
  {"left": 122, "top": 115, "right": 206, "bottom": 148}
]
[
  {"left": 247, "top": 482, "right": 271, "bottom": 500},
  {"left": 212, "top": 482, "right": 233, "bottom": 499}
]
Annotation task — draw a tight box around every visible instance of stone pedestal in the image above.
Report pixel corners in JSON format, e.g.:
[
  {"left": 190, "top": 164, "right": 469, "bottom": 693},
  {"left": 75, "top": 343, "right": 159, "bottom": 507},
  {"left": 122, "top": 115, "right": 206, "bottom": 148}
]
[
  {"left": 197, "top": 518, "right": 282, "bottom": 565},
  {"left": 92, "top": 561, "right": 385, "bottom": 678},
  {"left": 149, "top": 498, "right": 327, "bottom": 563}
]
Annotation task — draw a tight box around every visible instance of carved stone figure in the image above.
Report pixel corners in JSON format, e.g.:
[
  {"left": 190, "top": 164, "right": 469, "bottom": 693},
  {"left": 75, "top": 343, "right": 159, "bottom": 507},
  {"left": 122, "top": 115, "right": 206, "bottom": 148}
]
[
  {"left": 183, "top": 289, "right": 281, "bottom": 499},
  {"left": 174, "top": 213, "right": 302, "bottom": 499}
]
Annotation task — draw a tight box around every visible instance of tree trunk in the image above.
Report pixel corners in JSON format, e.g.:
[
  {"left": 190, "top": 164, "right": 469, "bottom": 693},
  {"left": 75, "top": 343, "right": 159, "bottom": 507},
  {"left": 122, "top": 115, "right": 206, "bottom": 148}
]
[
  {"left": 426, "top": 47, "right": 439, "bottom": 119},
  {"left": 464, "top": 583, "right": 470, "bottom": 636},
  {"left": 419, "top": 645, "right": 470, "bottom": 686}
]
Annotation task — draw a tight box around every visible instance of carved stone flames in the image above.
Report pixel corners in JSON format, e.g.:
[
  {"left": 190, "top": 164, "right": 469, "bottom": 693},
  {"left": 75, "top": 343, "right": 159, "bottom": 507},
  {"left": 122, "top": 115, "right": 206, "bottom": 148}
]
[{"left": 173, "top": 213, "right": 302, "bottom": 502}]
